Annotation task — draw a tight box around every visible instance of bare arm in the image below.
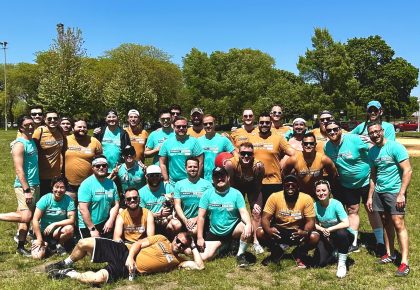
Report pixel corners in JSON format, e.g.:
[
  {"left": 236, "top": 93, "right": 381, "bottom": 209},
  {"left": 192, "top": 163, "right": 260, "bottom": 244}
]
[
  {"left": 396, "top": 159, "right": 412, "bottom": 210},
  {"left": 238, "top": 207, "right": 252, "bottom": 239},
  {"left": 12, "top": 142, "right": 30, "bottom": 190},
  {"left": 104, "top": 201, "right": 120, "bottom": 233},
  {"left": 125, "top": 237, "right": 152, "bottom": 272},
  {"left": 159, "top": 156, "right": 169, "bottom": 182},
  {"left": 321, "top": 155, "right": 338, "bottom": 179},
  {"left": 366, "top": 166, "right": 377, "bottom": 212},
  {"left": 146, "top": 210, "right": 155, "bottom": 236},
  {"left": 79, "top": 202, "right": 100, "bottom": 237},
  {"left": 196, "top": 208, "right": 207, "bottom": 251},
  {"left": 282, "top": 156, "right": 296, "bottom": 175},
  {"left": 113, "top": 214, "right": 124, "bottom": 241},
  {"left": 284, "top": 146, "right": 296, "bottom": 157},
  {"left": 32, "top": 208, "right": 44, "bottom": 243},
  {"left": 174, "top": 198, "right": 188, "bottom": 225},
  {"left": 197, "top": 154, "right": 204, "bottom": 178},
  {"left": 179, "top": 247, "right": 205, "bottom": 270},
  {"left": 144, "top": 146, "right": 160, "bottom": 158},
  {"left": 328, "top": 218, "right": 349, "bottom": 232}
]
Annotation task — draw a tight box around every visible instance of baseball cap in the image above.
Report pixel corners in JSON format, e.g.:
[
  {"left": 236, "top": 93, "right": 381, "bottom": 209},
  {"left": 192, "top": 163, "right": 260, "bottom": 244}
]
[
  {"left": 293, "top": 118, "right": 306, "bottom": 125},
  {"left": 107, "top": 109, "right": 118, "bottom": 117},
  {"left": 122, "top": 145, "right": 136, "bottom": 156},
  {"left": 190, "top": 107, "right": 204, "bottom": 115},
  {"left": 127, "top": 109, "right": 140, "bottom": 117},
  {"left": 212, "top": 166, "right": 228, "bottom": 177},
  {"left": 283, "top": 174, "right": 298, "bottom": 183},
  {"left": 146, "top": 165, "right": 161, "bottom": 175},
  {"left": 367, "top": 101, "right": 382, "bottom": 110}
]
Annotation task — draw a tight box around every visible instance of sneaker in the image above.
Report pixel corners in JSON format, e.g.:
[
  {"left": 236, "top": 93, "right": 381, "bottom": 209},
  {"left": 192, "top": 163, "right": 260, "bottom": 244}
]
[
  {"left": 336, "top": 264, "right": 347, "bottom": 278},
  {"left": 16, "top": 247, "right": 32, "bottom": 257},
  {"left": 295, "top": 257, "right": 307, "bottom": 269},
  {"left": 395, "top": 263, "right": 410, "bottom": 277},
  {"left": 56, "top": 245, "right": 67, "bottom": 256},
  {"left": 378, "top": 253, "right": 396, "bottom": 264},
  {"left": 262, "top": 249, "right": 284, "bottom": 266},
  {"left": 253, "top": 243, "right": 265, "bottom": 255},
  {"left": 13, "top": 234, "right": 19, "bottom": 244},
  {"left": 348, "top": 244, "right": 360, "bottom": 253},
  {"left": 48, "top": 268, "right": 75, "bottom": 280},
  {"left": 27, "top": 230, "right": 36, "bottom": 241},
  {"left": 236, "top": 253, "right": 250, "bottom": 268},
  {"left": 45, "top": 260, "right": 67, "bottom": 272}
]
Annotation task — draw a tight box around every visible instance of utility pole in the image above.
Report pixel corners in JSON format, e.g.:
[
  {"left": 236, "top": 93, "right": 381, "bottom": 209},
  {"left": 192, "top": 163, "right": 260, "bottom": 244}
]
[{"left": 0, "top": 41, "right": 7, "bottom": 131}]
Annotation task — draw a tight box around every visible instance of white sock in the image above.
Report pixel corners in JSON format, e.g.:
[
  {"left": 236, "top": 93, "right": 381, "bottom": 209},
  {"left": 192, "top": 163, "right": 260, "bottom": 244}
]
[
  {"left": 65, "top": 270, "right": 80, "bottom": 279},
  {"left": 352, "top": 230, "right": 358, "bottom": 246},
  {"left": 64, "top": 257, "right": 74, "bottom": 266},
  {"left": 237, "top": 240, "right": 248, "bottom": 256},
  {"left": 338, "top": 253, "right": 347, "bottom": 267}
]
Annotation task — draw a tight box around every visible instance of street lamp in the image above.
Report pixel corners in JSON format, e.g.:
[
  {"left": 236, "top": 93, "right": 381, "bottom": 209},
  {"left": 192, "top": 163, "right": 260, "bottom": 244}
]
[
  {"left": 417, "top": 96, "right": 420, "bottom": 132},
  {"left": 0, "top": 41, "right": 7, "bottom": 131}
]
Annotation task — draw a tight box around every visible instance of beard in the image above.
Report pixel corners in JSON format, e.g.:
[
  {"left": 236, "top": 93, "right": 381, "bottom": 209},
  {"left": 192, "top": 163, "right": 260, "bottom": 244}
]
[{"left": 284, "top": 191, "right": 299, "bottom": 204}]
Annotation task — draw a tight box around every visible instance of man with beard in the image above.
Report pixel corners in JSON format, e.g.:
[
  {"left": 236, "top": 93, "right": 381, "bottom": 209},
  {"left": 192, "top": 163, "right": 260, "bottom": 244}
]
[
  {"left": 145, "top": 109, "right": 174, "bottom": 165},
  {"left": 113, "top": 188, "right": 155, "bottom": 244},
  {"left": 257, "top": 174, "right": 319, "bottom": 268},
  {"left": 46, "top": 232, "right": 204, "bottom": 284},
  {"left": 77, "top": 155, "right": 120, "bottom": 239},
  {"left": 269, "top": 105, "right": 291, "bottom": 137},
  {"left": 174, "top": 157, "right": 212, "bottom": 236},
  {"left": 33, "top": 110, "right": 65, "bottom": 196},
  {"left": 124, "top": 109, "right": 148, "bottom": 162},
  {"left": 366, "top": 122, "right": 412, "bottom": 276},
  {"left": 248, "top": 113, "right": 295, "bottom": 206},
  {"left": 139, "top": 165, "right": 182, "bottom": 237},
  {"left": 230, "top": 109, "right": 257, "bottom": 149},
  {"left": 60, "top": 117, "right": 73, "bottom": 137},
  {"left": 65, "top": 119, "right": 102, "bottom": 199},
  {"left": 285, "top": 118, "right": 308, "bottom": 151},
  {"left": 94, "top": 110, "right": 131, "bottom": 173},
  {"left": 197, "top": 167, "right": 253, "bottom": 267},
  {"left": 312, "top": 110, "right": 334, "bottom": 153},
  {"left": 224, "top": 142, "right": 265, "bottom": 254},
  {"left": 159, "top": 116, "right": 203, "bottom": 185},
  {"left": 169, "top": 104, "right": 182, "bottom": 123},
  {"left": 187, "top": 107, "right": 205, "bottom": 138},
  {"left": 324, "top": 121, "right": 384, "bottom": 254},
  {"left": 283, "top": 132, "right": 337, "bottom": 198},
  {"left": 198, "top": 114, "right": 235, "bottom": 181},
  {"left": 30, "top": 105, "right": 45, "bottom": 129}
]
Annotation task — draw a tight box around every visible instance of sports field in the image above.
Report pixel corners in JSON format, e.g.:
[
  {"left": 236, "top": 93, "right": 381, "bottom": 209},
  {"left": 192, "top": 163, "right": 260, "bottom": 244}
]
[{"left": 0, "top": 130, "right": 419, "bottom": 290}]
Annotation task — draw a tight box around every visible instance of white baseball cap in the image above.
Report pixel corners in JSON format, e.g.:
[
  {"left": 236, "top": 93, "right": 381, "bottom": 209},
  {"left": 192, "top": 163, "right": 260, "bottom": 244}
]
[{"left": 146, "top": 165, "right": 161, "bottom": 175}]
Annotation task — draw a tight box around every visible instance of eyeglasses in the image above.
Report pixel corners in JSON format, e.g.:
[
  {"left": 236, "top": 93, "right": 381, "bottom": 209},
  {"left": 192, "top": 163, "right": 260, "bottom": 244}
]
[
  {"left": 259, "top": 121, "right": 271, "bottom": 125},
  {"left": 175, "top": 125, "right": 187, "bottom": 129},
  {"left": 271, "top": 111, "right": 282, "bottom": 115},
  {"left": 368, "top": 129, "right": 383, "bottom": 136},
  {"left": 320, "top": 117, "right": 332, "bottom": 123},
  {"left": 303, "top": 141, "right": 316, "bottom": 147},
  {"left": 326, "top": 127, "right": 340, "bottom": 134},
  {"left": 93, "top": 164, "right": 108, "bottom": 169},
  {"left": 147, "top": 173, "right": 161, "bottom": 178},
  {"left": 203, "top": 122, "right": 214, "bottom": 126},
  {"left": 47, "top": 117, "right": 59, "bottom": 121},
  {"left": 171, "top": 111, "right": 180, "bottom": 116},
  {"left": 175, "top": 236, "right": 188, "bottom": 249},
  {"left": 31, "top": 112, "right": 43, "bottom": 117},
  {"left": 240, "top": 151, "right": 253, "bottom": 157},
  {"left": 126, "top": 196, "right": 139, "bottom": 202},
  {"left": 243, "top": 114, "right": 253, "bottom": 118},
  {"left": 161, "top": 117, "right": 171, "bottom": 122}
]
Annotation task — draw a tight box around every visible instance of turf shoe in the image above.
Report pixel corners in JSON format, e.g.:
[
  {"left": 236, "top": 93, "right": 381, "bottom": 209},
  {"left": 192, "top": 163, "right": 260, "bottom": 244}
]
[
  {"left": 336, "top": 264, "right": 347, "bottom": 278},
  {"left": 48, "top": 268, "right": 75, "bottom": 280},
  {"left": 348, "top": 244, "right": 360, "bottom": 253},
  {"left": 395, "top": 263, "right": 410, "bottom": 277},
  {"left": 45, "top": 260, "right": 68, "bottom": 272},
  {"left": 253, "top": 243, "right": 265, "bottom": 255},
  {"left": 378, "top": 253, "right": 396, "bottom": 264},
  {"left": 16, "top": 247, "right": 32, "bottom": 257},
  {"left": 295, "top": 257, "right": 307, "bottom": 269},
  {"left": 236, "top": 254, "right": 250, "bottom": 267}
]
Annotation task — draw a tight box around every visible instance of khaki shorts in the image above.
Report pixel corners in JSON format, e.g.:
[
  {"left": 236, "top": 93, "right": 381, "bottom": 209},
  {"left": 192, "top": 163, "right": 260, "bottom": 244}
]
[{"left": 15, "top": 186, "right": 40, "bottom": 211}]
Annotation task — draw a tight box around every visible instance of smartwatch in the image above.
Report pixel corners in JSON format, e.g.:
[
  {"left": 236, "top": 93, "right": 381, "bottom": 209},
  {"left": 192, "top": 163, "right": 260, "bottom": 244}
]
[{"left": 90, "top": 226, "right": 97, "bottom": 232}]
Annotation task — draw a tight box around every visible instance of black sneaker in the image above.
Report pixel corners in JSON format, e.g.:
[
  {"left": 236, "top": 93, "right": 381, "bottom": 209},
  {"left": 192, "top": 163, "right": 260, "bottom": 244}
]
[
  {"left": 262, "top": 249, "right": 284, "bottom": 266},
  {"left": 236, "top": 253, "right": 250, "bottom": 267},
  {"left": 16, "top": 247, "right": 31, "bottom": 257},
  {"left": 45, "top": 260, "right": 67, "bottom": 272},
  {"left": 48, "top": 268, "right": 75, "bottom": 280},
  {"left": 348, "top": 244, "right": 360, "bottom": 253},
  {"left": 375, "top": 243, "right": 387, "bottom": 257},
  {"left": 56, "top": 245, "right": 67, "bottom": 256}
]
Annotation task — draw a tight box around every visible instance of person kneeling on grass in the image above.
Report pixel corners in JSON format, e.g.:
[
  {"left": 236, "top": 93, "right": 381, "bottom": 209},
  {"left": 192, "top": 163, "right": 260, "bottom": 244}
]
[
  {"left": 313, "top": 180, "right": 354, "bottom": 278},
  {"left": 32, "top": 176, "right": 75, "bottom": 258},
  {"left": 46, "top": 232, "right": 204, "bottom": 285}
]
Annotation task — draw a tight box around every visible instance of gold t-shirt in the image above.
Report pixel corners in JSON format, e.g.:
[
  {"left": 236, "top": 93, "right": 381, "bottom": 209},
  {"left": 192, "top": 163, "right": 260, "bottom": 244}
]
[
  {"left": 120, "top": 207, "right": 149, "bottom": 243},
  {"left": 294, "top": 151, "right": 324, "bottom": 196},
  {"left": 125, "top": 127, "right": 149, "bottom": 161},
  {"left": 230, "top": 127, "right": 257, "bottom": 148},
  {"left": 187, "top": 127, "right": 205, "bottom": 138}
]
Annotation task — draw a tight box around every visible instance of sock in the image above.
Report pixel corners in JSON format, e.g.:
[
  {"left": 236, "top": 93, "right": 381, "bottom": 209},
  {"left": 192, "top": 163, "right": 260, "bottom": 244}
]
[
  {"left": 18, "top": 241, "right": 25, "bottom": 249},
  {"left": 65, "top": 270, "right": 81, "bottom": 279},
  {"left": 237, "top": 240, "right": 248, "bottom": 256},
  {"left": 352, "top": 230, "right": 358, "bottom": 246},
  {"left": 64, "top": 257, "right": 74, "bottom": 266},
  {"left": 373, "top": 228, "right": 384, "bottom": 245},
  {"left": 338, "top": 253, "right": 347, "bottom": 267}
]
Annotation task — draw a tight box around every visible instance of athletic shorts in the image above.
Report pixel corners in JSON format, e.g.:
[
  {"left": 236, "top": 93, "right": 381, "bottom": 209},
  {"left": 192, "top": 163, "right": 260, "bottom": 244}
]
[
  {"left": 272, "top": 228, "right": 302, "bottom": 247},
  {"left": 205, "top": 220, "right": 241, "bottom": 243},
  {"left": 92, "top": 238, "right": 129, "bottom": 283},
  {"left": 15, "top": 186, "right": 40, "bottom": 211},
  {"left": 334, "top": 185, "right": 369, "bottom": 206},
  {"left": 373, "top": 192, "right": 406, "bottom": 215},
  {"left": 79, "top": 220, "right": 114, "bottom": 239}
]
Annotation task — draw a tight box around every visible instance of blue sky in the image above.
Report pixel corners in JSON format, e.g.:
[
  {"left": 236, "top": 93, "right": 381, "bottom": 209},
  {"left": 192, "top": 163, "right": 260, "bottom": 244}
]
[{"left": 1, "top": 0, "right": 419, "bottom": 96}]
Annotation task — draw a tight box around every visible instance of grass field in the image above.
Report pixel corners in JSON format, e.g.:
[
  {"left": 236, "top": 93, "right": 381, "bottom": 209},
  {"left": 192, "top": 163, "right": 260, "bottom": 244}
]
[{"left": 0, "top": 129, "right": 419, "bottom": 290}]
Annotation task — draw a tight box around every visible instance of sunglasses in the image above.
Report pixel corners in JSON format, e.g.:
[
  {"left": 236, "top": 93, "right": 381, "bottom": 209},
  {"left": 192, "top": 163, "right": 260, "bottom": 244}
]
[
  {"left": 126, "top": 196, "right": 139, "bottom": 202},
  {"left": 240, "top": 151, "right": 253, "bottom": 157},
  {"left": 161, "top": 117, "right": 171, "bottom": 122},
  {"left": 47, "top": 117, "right": 59, "bottom": 121},
  {"left": 203, "top": 122, "right": 214, "bottom": 126},
  {"left": 259, "top": 121, "right": 271, "bottom": 125},
  {"left": 175, "top": 236, "right": 189, "bottom": 249},
  {"left": 175, "top": 125, "right": 187, "bottom": 129},
  {"left": 147, "top": 173, "right": 161, "bottom": 178},
  {"left": 368, "top": 108, "right": 379, "bottom": 114},
  {"left": 31, "top": 112, "right": 43, "bottom": 117},
  {"left": 93, "top": 164, "right": 108, "bottom": 169},
  {"left": 326, "top": 127, "right": 340, "bottom": 134},
  {"left": 243, "top": 114, "right": 253, "bottom": 118},
  {"left": 320, "top": 117, "right": 332, "bottom": 123},
  {"left": 271, "top": 111, "right": 282, "bottom": 115},
  {"left": 303, "top": 141, "right": 316, "bottom": 147},
  {"left": 171, "top": 111, "right": 180, "bottom": 116}
]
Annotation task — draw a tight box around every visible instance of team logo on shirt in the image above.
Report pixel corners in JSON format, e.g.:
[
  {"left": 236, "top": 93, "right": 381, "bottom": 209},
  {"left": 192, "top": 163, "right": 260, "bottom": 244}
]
[
  {"left": 45, "top": 209, "right": 66, "bottom": 216},
  {"left": 375, "top": 156, "right": 393, "bottom": 165},
  {"left": 125, "top": 225, "right": 145, "bottom": 234},
  {"left": 278, "top": 210, "right": 302, "bottom": 220},
  {"left": 298, "top": 169, "right": 322, "bottom": 177},
  {"left": 203, "top": 146, "right": 219, "bottom": 153},
  {"left": 170, "top": 149, "right": 191, "bottom": 156}
]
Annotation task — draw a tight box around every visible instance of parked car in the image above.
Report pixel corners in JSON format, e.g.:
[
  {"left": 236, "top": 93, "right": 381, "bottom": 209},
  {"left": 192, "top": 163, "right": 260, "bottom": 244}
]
[
  {"left": 394, "top": 120, "right": 419, "bottom": 132},
  {"left": 340, "top": 120, "right": 360, "bottom": 132}
]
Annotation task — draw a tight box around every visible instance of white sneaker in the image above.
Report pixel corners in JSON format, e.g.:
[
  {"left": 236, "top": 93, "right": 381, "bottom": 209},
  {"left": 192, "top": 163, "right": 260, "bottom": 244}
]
[
  {"left": 336, "top": 264, "right": 347, "bottom": 278},
  {"left": 253, "top": 243, "right": 264, "bottom": 255}
]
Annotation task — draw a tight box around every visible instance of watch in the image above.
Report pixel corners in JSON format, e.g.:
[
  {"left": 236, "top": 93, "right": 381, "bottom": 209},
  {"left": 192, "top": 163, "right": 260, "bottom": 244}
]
[
  {"left": 24, "top": 188, "right": 31, "bottom": 193},
  {"left": 90, "top": 226, "right": 97, "bottom": 232}
]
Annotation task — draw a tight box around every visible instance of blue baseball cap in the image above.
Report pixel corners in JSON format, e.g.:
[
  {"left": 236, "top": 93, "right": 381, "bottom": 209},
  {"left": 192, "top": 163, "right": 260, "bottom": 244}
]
[{"left": 367, "top": 101, "right": 382, "bottom": 110}]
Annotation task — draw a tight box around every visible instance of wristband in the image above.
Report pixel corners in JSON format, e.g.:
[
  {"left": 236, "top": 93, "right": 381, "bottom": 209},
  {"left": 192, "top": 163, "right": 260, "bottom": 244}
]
[
  {"left": 24, "top": 188, "right": 31, "bottom": 193},
  {"left": 90, "top": 226, "right": 97, "bottom": 232}
]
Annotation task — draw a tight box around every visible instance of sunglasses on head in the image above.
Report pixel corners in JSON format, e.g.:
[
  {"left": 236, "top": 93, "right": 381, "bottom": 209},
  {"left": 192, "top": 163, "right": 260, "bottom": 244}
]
[
  {"left": 94, "top": 164, "right": 108, "bottom": 169},
  {"left": 240, "top": 151, "right": 253, "bottom": 157},
  {"left": 47, "top": 117, "right": 59, "bottom": 121},
  {"left": 126, "top": 196, "right": 139, "bottom": 202},
  {"left": 31, "top": 112, "right": 43, "bottom": 117},
  {"left": 326, "top": 127, "right": 340, "bottom": 134}
]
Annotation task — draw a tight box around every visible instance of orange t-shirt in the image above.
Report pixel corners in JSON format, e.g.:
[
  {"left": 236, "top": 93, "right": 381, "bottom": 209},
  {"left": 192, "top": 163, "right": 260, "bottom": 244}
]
[
  {"left": 33, "top": 126, "right": 64, "bottom": 179},
  {"left": 120, "top": 207, "right": 149, "bottom": 243},
  {"left": 230, "top": 127, "right": 257, "bottom": 148},
  {"left": 125, "top": 127, "right": 148, "bottom": 161},
  {"left": 271, "top": 126, "right": 292, "bottom": 137},
  {"left": 135, "top": 235, "right": 183, "bottom": 273},
  {"left": 229, "top": 155, "right": 263, "bottom": 190},
  {"left": 294, "top": 151, "right": 324, "bottom": 196},
  {"left": 263, "top": 191, "right": 315, "bottom": 230},
  {"left": 248, "top": 132, "right": 290, "bottom": 184},
  {"left": 311, "top": 128, "right": 328, "bottom": 153},
  {"left": 65, "top": 135, "right": 102, "bottom": 186},
  {"left": 187, "top": 127, "right": 205, "bottom": 138}
]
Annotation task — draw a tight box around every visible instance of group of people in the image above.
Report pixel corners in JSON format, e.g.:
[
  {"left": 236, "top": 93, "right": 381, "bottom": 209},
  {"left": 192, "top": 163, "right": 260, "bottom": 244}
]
[{"left": 0, "top": 100, "right": 412, "bottom": 285}]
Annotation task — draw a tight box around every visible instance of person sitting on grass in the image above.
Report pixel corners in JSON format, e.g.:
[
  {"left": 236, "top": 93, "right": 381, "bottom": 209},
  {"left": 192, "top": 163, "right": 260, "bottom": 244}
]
[
  {"left": 32, "top": 176, "right": 75, "bottom": 258},
  {"left": 46, "top": 232, "right": 204, "bottom": 285},
  {"left": 313, "top": 180, "right": 353, "bottom": 278}
]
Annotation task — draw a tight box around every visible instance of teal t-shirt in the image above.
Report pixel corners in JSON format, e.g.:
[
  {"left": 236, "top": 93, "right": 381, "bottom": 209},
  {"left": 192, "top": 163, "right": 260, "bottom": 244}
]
[
  {"left": 13, "top": 138, "right": 40, "bottom": 187},
  {"left": 324, "top": 134, "right": 370, "bottom": 188},
  {"left": 145, "top": 128, "right": 174, "bottom": 165},
  {"left": 36, "top": 193, "right": 75, "bottom": 232},
  {"left": 102, "top": 127, "right": 122, "bottom": 173},
  {"left": 284, "top": 130, "right": 293, "bottom": 141},
  {"left": 174, "top": 178, "right": 212, "bottom": 219},
  {"left": 158, "top": 135, "right": 203, "bottom": 184},
  {"left": 139, "top": 183, "right": 172, "bottom": 213},
  {"left": 77, "top": 175, "right": 119, "bottom": 228},
  {"left": 117, "top": 163, "right": 146, "bottom": 193},
  {"left": 199, "top": 187, "right": 245, "bottom": 236},
  {"left": 314, "top": 198, "right": 348, "bottom": 229},
  {"left": 368, "top": 140, "right": 409, "bottom": 194},
  {"left": 351, "top": 121, "right": 396, "bottom": 141},
  {"left": 198, "top": 133, "right": 235, "bottom": 181}
]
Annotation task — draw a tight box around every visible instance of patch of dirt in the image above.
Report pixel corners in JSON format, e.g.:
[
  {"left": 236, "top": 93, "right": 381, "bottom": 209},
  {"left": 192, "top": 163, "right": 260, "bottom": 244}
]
[{"left": 397, "top": 138, "right": 420, "bottom": 157}]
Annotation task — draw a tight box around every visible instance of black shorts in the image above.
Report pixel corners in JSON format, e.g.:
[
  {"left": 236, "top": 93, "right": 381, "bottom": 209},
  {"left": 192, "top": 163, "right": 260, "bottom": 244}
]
[
  {"left": 334, "top": 185, "right": 369, "bottom": 207},
  {"left": 273, "top": 228, "right": 301, "bottom": 247},
  {"left": 92, "top": 238, "right": 129, "bottom": 283},
  {"left": 205, "top": 219, "right": 241, "bottom": 243},
  {"left": 79, "top": 220, "right": 114, "bottom": 239}
]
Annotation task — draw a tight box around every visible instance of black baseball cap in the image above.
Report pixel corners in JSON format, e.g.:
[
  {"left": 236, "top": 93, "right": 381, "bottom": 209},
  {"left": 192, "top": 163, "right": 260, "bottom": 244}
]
[
  {"left": 122, "top": 145, "right": 136, "bottom": 156},
  {"left": 283, "top": 174, "right": 298, "bottom": 183},
  {"left": 212, "top": 166, "right": 228, "bottom": 177}
]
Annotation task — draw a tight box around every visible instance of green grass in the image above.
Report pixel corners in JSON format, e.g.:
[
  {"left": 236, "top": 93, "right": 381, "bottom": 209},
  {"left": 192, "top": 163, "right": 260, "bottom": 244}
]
[
  {"left": 1, "top": 129, "right": 420, "bottom": 289},
  {"left": 397, "top": 132, "right": 420, "bottom": 138}
]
